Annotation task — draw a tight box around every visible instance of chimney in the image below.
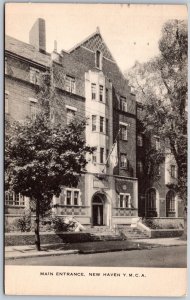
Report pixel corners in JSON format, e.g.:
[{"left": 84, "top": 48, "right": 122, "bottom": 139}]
[{"left": 29, "top": 18, "right": 46, "bottom": 53}]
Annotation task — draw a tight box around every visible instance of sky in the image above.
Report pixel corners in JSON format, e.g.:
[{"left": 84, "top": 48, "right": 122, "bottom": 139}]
[{"left": 5, "top": 3, "right": 187, "bottom": 72}]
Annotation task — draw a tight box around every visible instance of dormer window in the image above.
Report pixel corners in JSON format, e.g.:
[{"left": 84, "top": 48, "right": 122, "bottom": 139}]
[{"left": 95, "top": 50, "right": 102, "bottom": 69}]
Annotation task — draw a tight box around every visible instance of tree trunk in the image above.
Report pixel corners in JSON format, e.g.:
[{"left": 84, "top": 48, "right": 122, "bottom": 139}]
[{"left": 34, "top": 199, "right": 41, "bottom": 251}]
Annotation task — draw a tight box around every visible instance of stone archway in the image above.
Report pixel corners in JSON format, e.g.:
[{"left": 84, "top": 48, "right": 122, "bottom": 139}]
[{"left": 91, "top": 192, "right": 108, "bottom": 226}]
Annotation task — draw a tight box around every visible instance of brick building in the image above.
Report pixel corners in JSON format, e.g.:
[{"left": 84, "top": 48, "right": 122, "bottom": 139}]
[
  {"left": 136, "top": 103, "right": 184, "bottom": 219},
  {"left": 5, "top": 18, "right": 183, "bottom": 228}
]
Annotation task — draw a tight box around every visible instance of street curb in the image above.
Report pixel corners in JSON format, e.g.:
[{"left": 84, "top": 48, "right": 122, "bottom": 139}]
[
  {"left": 78, "top": 247, "right": 144, "bottom": 254},
  {"left": 5, "top": 249, "right": 79, "bottom": 260},
  {"left": 5, "top": 243, "right": 186, "bottom": 260}
]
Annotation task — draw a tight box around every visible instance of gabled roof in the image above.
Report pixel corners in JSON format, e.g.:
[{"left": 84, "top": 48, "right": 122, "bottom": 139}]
[
  {"left": 5, "top": 35, "right": 51, "bottom": 67},
  {"left": 68, "top": 27, "right": 115, "bottom": 62}
]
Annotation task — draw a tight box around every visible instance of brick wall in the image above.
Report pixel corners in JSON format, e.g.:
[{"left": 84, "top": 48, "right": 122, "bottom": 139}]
[{"left": 5, "top": 76, "right": 37, "bottom": 121}]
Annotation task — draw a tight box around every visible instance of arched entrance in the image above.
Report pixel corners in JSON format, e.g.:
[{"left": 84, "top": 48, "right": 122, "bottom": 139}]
[
  {"left": 92, "top": 193, "right": 105, "bottom": 226},
  {"left": 166, "top": 190, "right": 176, "bottom": 217},
  {"left": 146, "top": 188, "right": 158, "bottom": 217}
]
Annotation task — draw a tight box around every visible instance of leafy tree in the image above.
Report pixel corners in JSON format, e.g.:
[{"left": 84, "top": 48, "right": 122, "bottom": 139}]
[
  {"left": 5, "top": 69, "right": 94, "bottom": 250},
  {"left": 127, "top": 20, "right": 187, "bottom": 225}
]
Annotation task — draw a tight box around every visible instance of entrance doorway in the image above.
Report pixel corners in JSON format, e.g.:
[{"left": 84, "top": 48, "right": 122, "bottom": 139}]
[{"left": 92, "top": 195, "right": 104, "bottom": 226}]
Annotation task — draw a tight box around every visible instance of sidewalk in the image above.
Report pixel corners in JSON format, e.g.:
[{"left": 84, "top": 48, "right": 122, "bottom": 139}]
[
  {"left": 133, "top": 237, "right": 187, "bottom": 247},
  {"left": 5, "top": 238, "right": 187, "bottom": 260}
]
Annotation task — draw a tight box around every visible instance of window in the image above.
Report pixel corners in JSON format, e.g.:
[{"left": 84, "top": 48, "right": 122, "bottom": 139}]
[
  {"left": 171, "top": 165, "right": 176, "bottom": 178},
  {"left": 99, "top": 85, "right": 104, "bottom": 102},
  {"left": 65, "top": 75, "right": 75, "bottom": 93},
  {"left": 92, "top": 115, "right": 97, "bottom": 131},
  {"left": 166, "top": 190, "right": 175, "bottom": 215},
  {"left": 29, "top": 98, "right": 38, "bottom": 120},
  {"left": 120, "top": 153, "right": 127, "bottom": 168},
  {"left": 65, "top": 189, "right": 81, "bottom": 206},
  {"left": 30, "top": 67, "right": 40, "bottom": 84},
  {"left": 91, "top": 84, "right": 96, "bottom": 100},
  {"left": 146, "top": 188, "right": 156, "bottom": 212},
  {"left": 95, "top": 50, "right": 102, "bottom": 69},
  {"left": 119, "top": 194, "right": 124, "bottom": 208},
  {"left": 106, "top": 88, "right": 109, "bottom": 104},
  {"left": 137, "top": 161, "right": 143, "bottom": 173},
  {"left": 100, "top": 116, "right": 104, "bottom": 133},
  {"left": 5, "top": 91, "right": 9, "bottom": 114},
  {"left": 66, "top": 106, "right": 77, "bottom": 124},
  {"left": 120, "top": 97, "right": 127, "bottom": 112},
  {"left": 100, "top": 147, "right": 104, "bottom": 164},
  {"left": 5, "top": 191, "right": 25, "bottom": 206},
  {"left": 137, "top": 134, "right": 143, "bottom": 147},
  {"left": 74, "top": 191, "right": 79, "bottom": 205},
  {"left": 120, "top": 125, "right": 128, "bottom": 141},
  {"left": 155, "top": 137, "right": 160, "bottom": 150},
  {"left": 119, "top": 194, "right": 130, "bottom": 208},
  {"left": 106, "top": 119, "right": 109, "bottom": 135},
  {"left": 66, "top": 190, "right": 72, "bottom": 205}
]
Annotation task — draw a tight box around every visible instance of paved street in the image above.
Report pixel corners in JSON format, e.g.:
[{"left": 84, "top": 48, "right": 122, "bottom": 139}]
[{"left": 6, "top": 245, "right": 186, "bottom": 268}]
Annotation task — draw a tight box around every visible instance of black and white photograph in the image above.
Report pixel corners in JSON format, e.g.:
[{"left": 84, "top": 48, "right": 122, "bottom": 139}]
[{"left": 4, "top": 3, "right": 187, "bottom": 296}]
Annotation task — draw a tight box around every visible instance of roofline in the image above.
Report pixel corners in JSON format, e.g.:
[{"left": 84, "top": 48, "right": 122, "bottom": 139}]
[
  {"left": 5, "top": 50, "right": 51, "bottom": 69},
  {"left": 5, "top": 34, "right": 51, "bottom": 56},
  {"left": 68, "top": 28, "right": 99, "bottom": 53}
]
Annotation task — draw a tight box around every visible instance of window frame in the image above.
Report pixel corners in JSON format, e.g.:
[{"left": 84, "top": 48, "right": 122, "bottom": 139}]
[
  {"left": 106, "top": 118, "right": 109, "bottom": 135},
  {"left": 120, "top": 124, "right": 128, "bottom": 141},
  {"left": 92, "top": 115, "right": 97, "bottom": 132},
  {"left": 30, "top": 67, "right": 40, "bottom": 85},
  {"left": 95, "top": 50, "right": 102, "bottom": 69},
  {"left": 120, "top": 96, "right": 127, "bottom": 112},
  {"left": 100, "top": 116, "right": 104, "bottom": 133},
  {"left": 65, "top": 75, "right": 76, "bottom": 94},
  {"left": 66, "top": 105, "right": 77, "bottom": 125},
  {"left": 171, "top": 165, "right": 176, "bottom": 178},
  {"left": 29, "top": 97, "right": 38, "bottom": 120},
  {"left": 5, "top": 191, "right": 25, "bottom": 206},
  {"left": 106, "top": 88, "right": 109, "bottom": 105},
  {"left": 91, "top": 83, "right": 96, "bottom": 100},
  {"left": 100, "top": 147, "right": 104, "bottom": 164},
  {"left": 120, "top": 153, "right": 128, "bottom": 169},
  {"left": 119, "top": 193, "right": 131, "bottom": 208},
  {"left": 64, "top": 188, "right": 81, "bottom": 206},
  {"left": 99, "top": 85, "right": 104, "bottom": 102}
]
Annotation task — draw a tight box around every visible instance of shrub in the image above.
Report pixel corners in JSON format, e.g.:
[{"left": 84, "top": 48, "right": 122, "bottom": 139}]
[
  {"left": 50, "top": 216, "right": 70, "bottom": 232},
  {"left": 15, "top": 210, "right": 31, "bottom": 232}
]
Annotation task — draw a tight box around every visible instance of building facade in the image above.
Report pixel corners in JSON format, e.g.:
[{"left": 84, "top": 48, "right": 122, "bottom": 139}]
[
  {"left": 136, "top": 103, "right": 184, "bottom": 219},
  {"left": 5, "top": 18, "right": 183, "bottom": 228}
]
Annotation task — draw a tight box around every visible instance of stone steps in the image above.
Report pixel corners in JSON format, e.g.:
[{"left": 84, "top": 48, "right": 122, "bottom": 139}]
[
  {"left": 85, "top": 226, "right": 123, "bottom": 241},
  {"left": 84, "top": 226, "right": 150, "bottom": 241},
  {"left": 118, "top": 227, "right": 150, "bottom": 240}
]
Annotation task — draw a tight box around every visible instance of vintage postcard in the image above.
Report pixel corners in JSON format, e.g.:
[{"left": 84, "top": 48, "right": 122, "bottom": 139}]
[{"left": 4, "top": 3, "right": 187, "bottom": 296}]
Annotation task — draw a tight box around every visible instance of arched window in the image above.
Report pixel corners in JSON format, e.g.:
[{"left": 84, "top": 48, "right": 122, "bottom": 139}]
[
  {"left": 146, "top": 188, "right": 157, "bottom": 217},
  {"left": 95, "top": 50, "right": 102, "bottom": 69},
  {"left": 166, "top": 190, "right": 176, "bottom": 217}
]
